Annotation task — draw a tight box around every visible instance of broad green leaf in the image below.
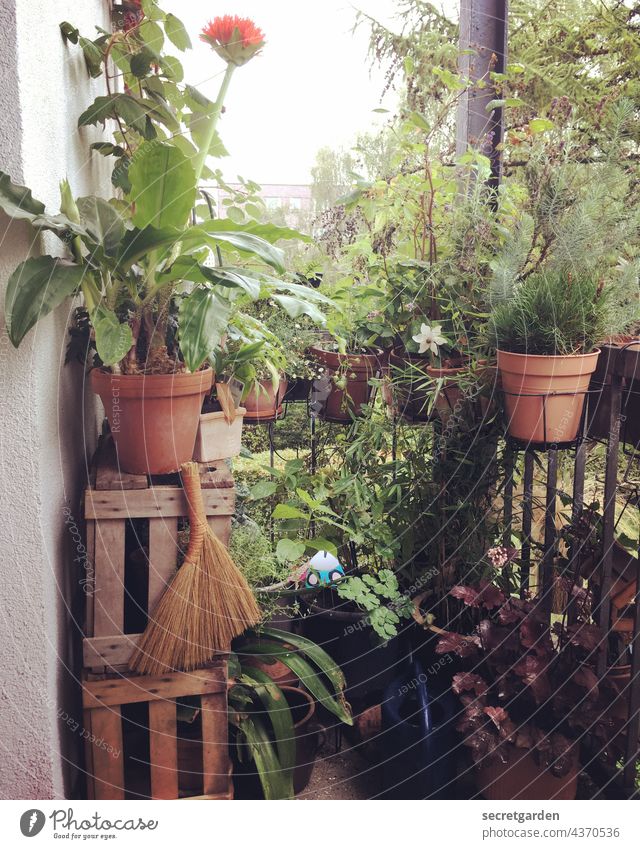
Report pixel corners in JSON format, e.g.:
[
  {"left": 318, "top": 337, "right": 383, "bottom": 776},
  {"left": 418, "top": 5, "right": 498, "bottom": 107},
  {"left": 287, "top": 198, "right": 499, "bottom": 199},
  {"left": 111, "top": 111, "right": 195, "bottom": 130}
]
[
  {"left": 250, "top": 480, "right": 278, "bottom": 500},
  {"left": 529, "top": 117, "right": 554, "bottom": 134},
  {"left": 128, "top": 142, "right": 196, "bottom": 230},
  {"left": 271, "top": 293, "right": 325, "bottom": 324},
  {"left": 272, "top": 504, "right": 309, "bottom": 520},
  {"left": 228, "top": 707, "right": 293, "bottom": 799},
  {"left": 201, "top": 218, "right": 311, "bottom": 245},
  {"left": 90, "top": 142, "right": 125, "bottom": 157},
  {"left": 79, "top": 36, "right": 103, "bottom": 78},
  {"left": 276, "top": 538, "right": 306, "bottom": 563},
  {"left": 305, "top": 538, "right": 338, "bottom": 556},
  {"left": 181, "top": 227, "right": 286, "bottom": 273},
  {"left": 5, "top": 256, "right": 85, "bottom": 347},
  {"left": 188, "top": 112, "right": 229, "bottom": 157},
  {"left": 130, "top": 49, "right": 154, "bottom": 78},
  {"left": 0, "top": 170, "right": 45, "bottom": 221},
  {"left": 164, "top": 13, "right": 192, "bottom": 51},
  {"left": 139, "top": 19, "right": 164, "bottom": 53},
  {"left": 240, "top": 670, "right": 295, "bottom": 778},
  {"left": 256, "top": 626, "right": 348, "bottom": 692},
  {"left": 93, "top": 306, "right": 133, "bottom": 366},
  {"left": 59, "top": 21, "right": 79, "bottom": 44},
  {"left": 160, "top": 55, "right": 184, "bottom": 82},
  {"left": 141, "top": 0, "right": 165, "bottom": 21},
  {"left": 77, "top": 196, "right": 125, "bottom": 256},
  {"left": 117, "top": 225, "right": 179, "bottom": 267},
  {"left": 78, "top": 94, "right": 155, "bottom": 139},
  {"left": 178, "top": 287, "right": 231, "bottom": 373}
]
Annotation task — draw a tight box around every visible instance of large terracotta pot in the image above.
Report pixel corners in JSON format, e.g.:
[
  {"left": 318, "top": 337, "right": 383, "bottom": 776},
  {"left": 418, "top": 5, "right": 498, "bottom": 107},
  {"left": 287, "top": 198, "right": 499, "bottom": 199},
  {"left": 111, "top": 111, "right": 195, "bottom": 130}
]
[
  {"left": 243, "top": 377, "right": 287, "bottom": 422},
  {"left": 91, "top": 368, "right": 214, "bottom": 475},
  {"left": 309, "top": 345, "right": 382, "bottom": 422},
  {"left": 497, "top": 349, "right": 600, "bottom": 444},
  {"left": 476, "top": 746, "right": 578, "bottom": 800}
]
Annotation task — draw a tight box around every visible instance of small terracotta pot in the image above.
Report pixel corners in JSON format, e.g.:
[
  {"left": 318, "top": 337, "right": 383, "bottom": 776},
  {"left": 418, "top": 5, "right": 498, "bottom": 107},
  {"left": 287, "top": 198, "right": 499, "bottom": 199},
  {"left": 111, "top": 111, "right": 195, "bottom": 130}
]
[
  {"left": 91, "top": 368, "right": 214, "bottom": 475},
  {"left": 193, "top": 407, "right": 245, "bottom": 463},
  {"left": 497, "top": 349, "right": 600, "bottom": 444},
  {"left": 309, "top": 345, "right": 382, "bottom": 422},
  {"left": 476, "top": 746, "right": 578, "bottom": 800},
  {"left": 242, "top": 654, "right": 299, "bottom": 688},
  {"left": 243, "top": 377, "right": 287, "bottom": 422}
]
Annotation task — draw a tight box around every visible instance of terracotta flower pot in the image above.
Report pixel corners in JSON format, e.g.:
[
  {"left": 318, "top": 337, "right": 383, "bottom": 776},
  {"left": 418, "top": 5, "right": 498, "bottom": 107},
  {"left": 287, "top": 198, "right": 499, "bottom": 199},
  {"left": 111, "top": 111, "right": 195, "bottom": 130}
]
[
  {"left": 497, "top": 349, "right": 600, "bottom": 444},
  {"left": 476, "top": 746, "right": 578, "bottom": 800},
  {"left": 309, "top": 345, "right": 382, "bottom": 422},
  {"left": 193, "top": 407, "right": 245, "bottom": 463},
  {"left": 243, "top": 377, "right": 287, "bottom": 422},
  {"left": 91, "top": 368, "right": 214, "bottom": 475}
]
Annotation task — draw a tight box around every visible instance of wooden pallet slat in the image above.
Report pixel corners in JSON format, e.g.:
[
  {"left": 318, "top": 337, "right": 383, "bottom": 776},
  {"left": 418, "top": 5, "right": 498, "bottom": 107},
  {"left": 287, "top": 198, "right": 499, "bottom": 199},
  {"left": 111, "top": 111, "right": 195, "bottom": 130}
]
[
  {"left": 85, "top": 487, "right": 235, "bottom": 520},
  {"left": 93, "top": 520, "right": 126, "bottom": 636},
  {"left": 201, "top": 691, "right": 231, "bottom": 797},
  {"left": 89, "top": 706, "right": 125, "bottom": 800},
  {"left": 83, "top": 667, "right": 226, "bottom": 710},
  {"left": 149, "top": 700, "right": 179, "bottom": 800}
]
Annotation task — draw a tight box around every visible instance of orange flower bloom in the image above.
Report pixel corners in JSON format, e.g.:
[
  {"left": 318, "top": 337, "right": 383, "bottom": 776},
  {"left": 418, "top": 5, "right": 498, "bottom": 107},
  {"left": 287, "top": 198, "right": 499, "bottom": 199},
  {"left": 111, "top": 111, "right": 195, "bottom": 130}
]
[{"left": 200, "top": 15, "right": 265, "bottom": 66}]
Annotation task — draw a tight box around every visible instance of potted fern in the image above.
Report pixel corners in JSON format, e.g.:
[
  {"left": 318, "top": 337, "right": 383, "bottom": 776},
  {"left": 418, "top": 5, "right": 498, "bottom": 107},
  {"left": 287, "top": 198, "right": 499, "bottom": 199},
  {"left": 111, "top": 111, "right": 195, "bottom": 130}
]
[{"left": 491, "top": 270, "right": 615, "bottom": 444}]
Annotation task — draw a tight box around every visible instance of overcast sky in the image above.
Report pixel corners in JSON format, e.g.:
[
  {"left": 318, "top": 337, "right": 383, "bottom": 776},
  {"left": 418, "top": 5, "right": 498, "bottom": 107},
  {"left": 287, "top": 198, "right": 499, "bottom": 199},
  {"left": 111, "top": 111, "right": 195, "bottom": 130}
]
[{"left": 163, "top": 2, "right": 457, "bottom": 185}]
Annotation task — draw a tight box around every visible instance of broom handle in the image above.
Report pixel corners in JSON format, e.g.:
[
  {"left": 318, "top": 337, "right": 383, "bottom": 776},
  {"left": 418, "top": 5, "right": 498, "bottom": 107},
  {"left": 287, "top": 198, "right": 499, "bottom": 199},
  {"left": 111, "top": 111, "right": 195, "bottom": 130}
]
[{"left": 181, "top": 462, "right": 207, "bottom": 565}]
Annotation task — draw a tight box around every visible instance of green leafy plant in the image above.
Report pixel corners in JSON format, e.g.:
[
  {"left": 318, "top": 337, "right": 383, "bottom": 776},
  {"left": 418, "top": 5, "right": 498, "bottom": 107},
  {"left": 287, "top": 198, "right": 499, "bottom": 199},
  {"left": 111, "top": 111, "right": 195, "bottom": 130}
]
[
  {"left": 336, "top": 569, "right": 414, "bottom": 639},
  {"left": 228, "top": 626, "right": 352, "bottom": 799},
  {"left": 2, "top": 4, "right": 329, "bottom": 377}
]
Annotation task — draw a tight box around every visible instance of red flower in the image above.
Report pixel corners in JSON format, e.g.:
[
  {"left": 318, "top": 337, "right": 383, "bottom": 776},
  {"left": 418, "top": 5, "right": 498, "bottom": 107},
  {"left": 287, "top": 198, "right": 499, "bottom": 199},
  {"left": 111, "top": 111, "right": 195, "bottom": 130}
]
[{"left": 200, "top": 16, "right": 264, "bottom": 66}]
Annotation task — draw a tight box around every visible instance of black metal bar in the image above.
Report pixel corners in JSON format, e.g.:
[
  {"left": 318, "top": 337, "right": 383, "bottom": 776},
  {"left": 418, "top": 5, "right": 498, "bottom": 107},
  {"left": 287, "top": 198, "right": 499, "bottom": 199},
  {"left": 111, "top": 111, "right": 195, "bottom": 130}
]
[
  {"left": 503, "top": 447, "right": 514, "bottom": 547},
  {"left": 521, "top": 450, "right": 534, "bottom": 596},
  {"left": 572, "top": 440, "right": 587, "bottom": 523},
  {"left": 623, "top": 518, "right": 640, "bottom": 793},
  {"left": 598, "top": 368, "right": 623, "bottom": 675},
  {"left": 541, "top": 448, "right": 558, "bottom": 620}
]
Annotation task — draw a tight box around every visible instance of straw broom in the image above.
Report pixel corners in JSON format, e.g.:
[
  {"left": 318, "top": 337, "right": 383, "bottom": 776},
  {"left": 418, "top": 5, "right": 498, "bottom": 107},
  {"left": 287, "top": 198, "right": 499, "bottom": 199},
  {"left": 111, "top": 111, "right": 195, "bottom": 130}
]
[{"left": 129, "top": 462, "right": 261, "bottom": 674}]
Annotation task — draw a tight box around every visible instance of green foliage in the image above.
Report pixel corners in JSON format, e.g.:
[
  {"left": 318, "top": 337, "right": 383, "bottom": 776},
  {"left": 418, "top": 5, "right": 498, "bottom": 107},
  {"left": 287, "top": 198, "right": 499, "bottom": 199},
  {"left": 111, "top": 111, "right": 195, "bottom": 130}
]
[
  {"left": 490, "top": 270, "right": 621, "bottom": 355},
  {"left": 337, "top": 569, "right": 414, "bottom": 639}
]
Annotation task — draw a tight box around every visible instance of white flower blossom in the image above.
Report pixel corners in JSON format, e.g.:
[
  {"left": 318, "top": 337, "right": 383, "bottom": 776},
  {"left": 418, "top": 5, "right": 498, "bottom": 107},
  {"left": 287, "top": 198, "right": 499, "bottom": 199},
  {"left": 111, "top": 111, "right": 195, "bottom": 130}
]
[{"left": 412, "top": 323, "right": 447, "bottom": 356}]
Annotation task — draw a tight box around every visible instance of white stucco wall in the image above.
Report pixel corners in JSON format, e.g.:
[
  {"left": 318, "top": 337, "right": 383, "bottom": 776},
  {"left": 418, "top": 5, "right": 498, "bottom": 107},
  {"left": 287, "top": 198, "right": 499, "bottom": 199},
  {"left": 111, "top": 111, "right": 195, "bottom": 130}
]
[{"left": 0, "top": 0, "right": 111, "bottom": 798}]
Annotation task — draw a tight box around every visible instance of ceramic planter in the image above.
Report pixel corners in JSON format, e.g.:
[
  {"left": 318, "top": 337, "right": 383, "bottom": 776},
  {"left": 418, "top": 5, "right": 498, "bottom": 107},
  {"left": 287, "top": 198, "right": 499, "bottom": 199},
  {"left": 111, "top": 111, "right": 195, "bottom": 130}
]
[
  {"left": 309, "top": 346, "right": 382, "bottom": 422},
  {"left": 242, "top": 377, "right": 287, "bottom": 422},
  {"left": 301, "top": 589, "right": 400, "bottom": 706},
  {"left": 497, "top": 349, "right": 600, "bottom": 444},
  {"left": 193, "top": 407, "right": 246, "bottom": 463},
  {"left": 476, "top": 745, "right": 578, "bottom": 800},
  {"left": 91, "top": 368, "right": 214, "bottom": 475}
]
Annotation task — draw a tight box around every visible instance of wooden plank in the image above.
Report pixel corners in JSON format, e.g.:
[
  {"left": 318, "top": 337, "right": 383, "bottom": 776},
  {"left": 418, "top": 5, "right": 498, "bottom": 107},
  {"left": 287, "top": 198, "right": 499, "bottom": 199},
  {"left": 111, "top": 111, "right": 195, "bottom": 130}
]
[
  {"left": 148, "top": 518, "right": 178, "bottom": 617},
  {"left": 183, "top": 791, "right": 233, "bottom": 800},
  {"left": 201, "top": 689, "right": 231, "bottom": 797},
  {"left": 85, "top": 487, "right": 235, "bottom": 520},
  {"left": 82, "top": 666, "right": 227, "bottom": 710},
  {"left": 93, "top": 519, "right": 126, "bottom": 636},
  {"left": 207, "top": 516, "right": 232, "bottom": 548},
  {"left": 83, "top": 708, "right": 96, "bottom": 799},
  {"left": 88, "top": 707, "right": 125, "bottom": 800},
  {"left": 149, "top": 700, "right": 178, "bottom": 800},
  {"left": 199, "top": 464, "right": 234, "bottom": 489},
  {"left": 96, "top": 436, "right": 148, "bottom": 491},
  {"left": 84, "top": 634, "right": 231, "bottom": 672},
  {"left": 85, "top": 520, "right": 96, "bottom": 637}
]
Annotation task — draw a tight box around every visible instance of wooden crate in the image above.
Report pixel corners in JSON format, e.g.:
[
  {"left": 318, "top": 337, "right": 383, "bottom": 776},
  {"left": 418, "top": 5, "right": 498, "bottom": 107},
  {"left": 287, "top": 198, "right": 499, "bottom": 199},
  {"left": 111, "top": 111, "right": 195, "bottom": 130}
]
[
  {"left": 83, "top": 437, "right": 235, "bottom": 673},
  {"left": 82, "top": 661, "right": 232, "bottom": 800}
]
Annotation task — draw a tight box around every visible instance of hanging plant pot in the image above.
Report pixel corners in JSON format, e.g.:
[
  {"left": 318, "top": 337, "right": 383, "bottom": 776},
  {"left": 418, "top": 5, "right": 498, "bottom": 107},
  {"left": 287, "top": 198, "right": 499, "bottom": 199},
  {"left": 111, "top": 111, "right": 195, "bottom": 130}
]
[
  {"left": 388, "top": 348, "right": 434, "bottom": 422},
  {"left": 242, "top": 377, "right": 288, "bottom": 422},
  {"left": 476, "top": 745, "right": 579, "bottom": 800},
  {"left": 497, "top": 349, "right": 600, "bottom": 444},
  {"left": 193, "top": 407, "right": 246, "bottom": 463},
  {"left": 587, "top": 341, "right": 640, "bottom": 446},
  {"left": 283, "top": 376, "right": 312, "bottom": 403},
  {"left": 91, "top": 368, "right": 214, "bottom": 475},
  {"left": 309, "top": 345, "right": 381, "bottom": 422}
]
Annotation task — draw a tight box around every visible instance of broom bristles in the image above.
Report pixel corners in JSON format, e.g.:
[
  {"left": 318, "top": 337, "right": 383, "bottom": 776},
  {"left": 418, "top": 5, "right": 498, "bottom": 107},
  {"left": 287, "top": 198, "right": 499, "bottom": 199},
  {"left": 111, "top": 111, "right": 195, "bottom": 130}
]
[{"left": 129, "top": 525, "right": 261, "bottom": 676}]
